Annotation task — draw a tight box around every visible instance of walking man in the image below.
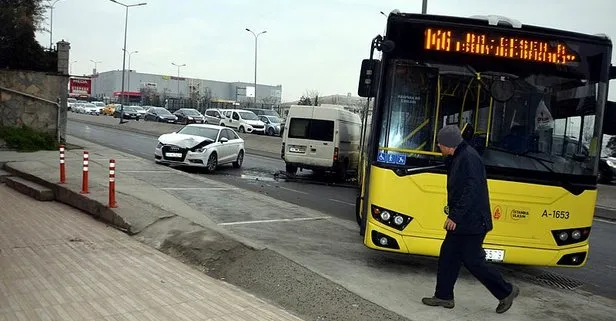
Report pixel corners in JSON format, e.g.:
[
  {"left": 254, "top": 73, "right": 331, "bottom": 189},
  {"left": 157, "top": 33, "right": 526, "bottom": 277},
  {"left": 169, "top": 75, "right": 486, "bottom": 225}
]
[{"left": 422, "top": 125, "right": 519, "bottom": 314}]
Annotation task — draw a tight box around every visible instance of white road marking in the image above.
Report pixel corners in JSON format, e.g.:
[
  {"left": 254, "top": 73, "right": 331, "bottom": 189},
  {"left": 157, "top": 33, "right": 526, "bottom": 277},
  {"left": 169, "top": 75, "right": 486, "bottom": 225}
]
[
  {"left": 278, "top": 186, "right": 309, "bottom": 195},
  {"left": 593, "top": 218, "right": 616, "bottom": 225},
  {"left": 328, "top": 198, "right": 355, "bottom": 206},
  {"left": 161, "top": 187, "right": 239, "bottom": 191},
  {"left": 218, "top": 216, "right": 330, "bottom": 226}
]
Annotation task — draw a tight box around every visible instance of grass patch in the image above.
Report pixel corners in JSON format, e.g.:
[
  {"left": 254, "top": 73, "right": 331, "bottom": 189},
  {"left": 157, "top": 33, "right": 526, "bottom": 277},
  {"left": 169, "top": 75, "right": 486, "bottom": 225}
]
[{"left": 0, "top": 126, "right": 57, "bottom": 152}]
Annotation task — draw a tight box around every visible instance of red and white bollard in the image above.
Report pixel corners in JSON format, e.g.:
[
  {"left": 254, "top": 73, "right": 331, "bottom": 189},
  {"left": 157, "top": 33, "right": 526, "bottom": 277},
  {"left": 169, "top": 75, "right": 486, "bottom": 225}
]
[
  {"left": 59, "top": 145, "right": 66, "bottom": 184},
  {"left": 108, "top": 159, "right": 117, "bottom": 208},
  {"left": 81, "top": 151, "right": 89, "bottom": 194}
]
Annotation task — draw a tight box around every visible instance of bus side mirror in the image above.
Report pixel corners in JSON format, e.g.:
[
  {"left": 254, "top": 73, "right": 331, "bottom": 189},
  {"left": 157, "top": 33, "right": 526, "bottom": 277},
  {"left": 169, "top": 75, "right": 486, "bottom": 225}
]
[
  {"left": 603, "top": 101, "right": 616, "bottom": 135},
  {"left": 358, "top": 59, "right": 381, "bottom": 98}
]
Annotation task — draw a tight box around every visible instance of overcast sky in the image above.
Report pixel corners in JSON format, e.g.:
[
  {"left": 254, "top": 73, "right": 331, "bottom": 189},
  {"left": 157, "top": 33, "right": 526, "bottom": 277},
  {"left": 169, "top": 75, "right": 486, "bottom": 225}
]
[{"left": 35, "top": 0, "right": 616, "bottom": 102}]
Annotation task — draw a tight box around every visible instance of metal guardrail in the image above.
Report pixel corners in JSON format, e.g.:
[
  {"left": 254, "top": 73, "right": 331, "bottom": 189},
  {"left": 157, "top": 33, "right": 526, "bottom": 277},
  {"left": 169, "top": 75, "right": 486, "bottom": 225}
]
[{"left": 0, "top": 85, "right": 61, "bottom": 142}]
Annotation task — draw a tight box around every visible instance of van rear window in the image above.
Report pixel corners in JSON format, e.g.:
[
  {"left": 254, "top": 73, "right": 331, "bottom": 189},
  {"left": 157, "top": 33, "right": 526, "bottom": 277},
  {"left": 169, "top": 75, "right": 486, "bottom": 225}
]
[{"left": 288, "top": 118, "right": 334, "bottom": 141}]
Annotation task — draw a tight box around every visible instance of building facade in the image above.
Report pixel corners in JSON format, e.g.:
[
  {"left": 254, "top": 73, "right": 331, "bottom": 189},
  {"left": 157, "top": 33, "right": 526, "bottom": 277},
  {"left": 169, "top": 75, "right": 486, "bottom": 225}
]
[{"left": 90, "top": 70, "right": 282, "bottom": 106}]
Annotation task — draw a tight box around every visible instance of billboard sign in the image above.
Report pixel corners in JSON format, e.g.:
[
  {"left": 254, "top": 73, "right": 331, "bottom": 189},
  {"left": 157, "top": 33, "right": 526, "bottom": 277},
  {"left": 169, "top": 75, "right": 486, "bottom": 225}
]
[{"left": 69, "top": 78, "right": 91, "bottom": 96}]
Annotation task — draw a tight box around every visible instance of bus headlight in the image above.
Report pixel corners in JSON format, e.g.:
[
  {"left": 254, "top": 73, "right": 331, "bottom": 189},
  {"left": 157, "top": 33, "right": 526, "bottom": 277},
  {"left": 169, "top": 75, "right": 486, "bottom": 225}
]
[
  {"left": 371, "top": 205, "right": 413, "bottom": 231},
  {"left": 552, "top": 227, "right": 591, "bottom": 246},
  {"left": 393, "top": 216, "right": 405, "bottom": 226},
  {"left": 380, "top": 211, "right": 391, "bottom": 221}
]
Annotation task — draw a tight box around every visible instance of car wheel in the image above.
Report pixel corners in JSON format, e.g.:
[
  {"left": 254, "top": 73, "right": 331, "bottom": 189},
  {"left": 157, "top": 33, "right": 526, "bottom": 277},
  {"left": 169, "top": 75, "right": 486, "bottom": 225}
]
[
  {"left": 184, "top": 118, "right": 189, "bottom": 125},
  {"left": 285, "top": 164, "right": 297, "bottom": 176},
  {"left": 205, "top": 152, "right": 218, "bottom": 173},
  {"left": 239, "top": 126, "right": 245, "bottom": 133},
  {"left": 267, "top": 128, "right": 275, "bottom": 136},
  {"left": 598, "top": 169, "right": 612, "bottom": 184},
  {"left": 233, "top": 150, "right": 244, "bottom": 168}
]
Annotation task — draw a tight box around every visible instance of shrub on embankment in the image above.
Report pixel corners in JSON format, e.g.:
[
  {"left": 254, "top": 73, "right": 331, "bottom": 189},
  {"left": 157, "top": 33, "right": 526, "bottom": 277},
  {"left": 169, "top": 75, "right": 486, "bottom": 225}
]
[{"left": 0, "top": 126, "right": 56, "bottom": 152}]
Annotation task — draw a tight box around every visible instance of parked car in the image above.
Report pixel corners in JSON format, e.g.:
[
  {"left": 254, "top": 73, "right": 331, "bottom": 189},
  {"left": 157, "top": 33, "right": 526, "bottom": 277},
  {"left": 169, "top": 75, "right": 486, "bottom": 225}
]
[
  {"left": 67, "top": 98, "right": 77, "bottom": 111},
  {"left": 174, "top": 108, "right": 205, "bottom": 124},
  {"left": 259, "top": 115, "right": 283, "bottom": 136},
  {"left": 599, "top": 157, "right": 616, "bottom": 183},
  {"left": 203, "top": 108, "right": 224, "bottom": 125},
  {"left": 155, "top": 124, "right": 245, "bottom": 173},
  {"left": 72, "top": 103, "right": 84, "bottom": 113},
  {"left": 144, "top": 107, "right": 178, "bottom": 123},
  {"left": 219, "top": 109, "right": 265, "bottom": 134},
  {"left": 102, "top": 104, "right": 118, "bottom": 116},
  {"left": 282, "top": 104, "right": 361, "bottom": 180},
  {"left": 82, "top": 103, "right": 100, "bottom": 115},
  {"left": 91, "top": 101, "right": 106, "bottom": 113},
  {"left": 113, "top": 105, "right": 141, "bottom": 120},
  {"left": 132, "top": 105, "right": 147, "bottom": 118}
]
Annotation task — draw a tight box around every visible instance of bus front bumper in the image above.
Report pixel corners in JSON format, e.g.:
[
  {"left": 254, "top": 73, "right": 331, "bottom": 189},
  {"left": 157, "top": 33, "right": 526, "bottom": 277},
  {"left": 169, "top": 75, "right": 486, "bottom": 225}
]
[{"left": 365, "top": 221, "right": 589, "bottom": 267}]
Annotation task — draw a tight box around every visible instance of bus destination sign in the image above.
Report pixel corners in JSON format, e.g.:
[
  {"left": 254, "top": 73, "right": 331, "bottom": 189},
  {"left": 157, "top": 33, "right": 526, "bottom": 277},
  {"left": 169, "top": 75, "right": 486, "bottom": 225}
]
[{"left": 424, "top": 27, "right": 579, "bottom": 65}]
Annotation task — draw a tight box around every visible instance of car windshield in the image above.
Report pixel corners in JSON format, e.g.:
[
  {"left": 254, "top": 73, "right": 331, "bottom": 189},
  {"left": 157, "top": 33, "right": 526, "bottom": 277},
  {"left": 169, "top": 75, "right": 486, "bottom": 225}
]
[
  {"left": 266, "top": 116, "right": 282, "bottom": 123},
  {"left": 181, "top": 109, "right": 201, "bottom": 115},
  {"left": 155, "top": 108, "right": 172, "bottom": 115},
  {"left": 262, "top": 110, "right": 280, "bottom": 117},
  {"left": 123, "top": 106, "right": 137, "bottom": 112},
  {"left": 238, "top": 111, "right": 259, "bottom": 120},
  {"left": 177, "top": 126, "right": 219, "bottom": 141},
  {"left": 83, "top": 103, "right": 96, "bottom": 108},
  {"left": 133, "top": 106, "right": 145, "bottom": 111}
]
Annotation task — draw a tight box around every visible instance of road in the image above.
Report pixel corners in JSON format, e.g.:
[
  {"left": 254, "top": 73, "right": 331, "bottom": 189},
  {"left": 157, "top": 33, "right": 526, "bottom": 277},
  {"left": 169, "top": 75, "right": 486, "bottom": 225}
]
[
  {"left": 67, "top": 120, "right": 358, "bottom": 223},
  {"left": 68, "top": 120, "right": 616, "bottom": 299}
]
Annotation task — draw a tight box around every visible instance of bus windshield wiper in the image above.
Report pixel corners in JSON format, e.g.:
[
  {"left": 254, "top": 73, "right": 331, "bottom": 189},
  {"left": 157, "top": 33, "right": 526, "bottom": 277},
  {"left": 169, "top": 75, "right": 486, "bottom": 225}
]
[
  {"left": 394, "top": 164, "right": 446, "bottom": 177},
  {"left": 484, "top": 146, "right": 555, "bottom": 173}
]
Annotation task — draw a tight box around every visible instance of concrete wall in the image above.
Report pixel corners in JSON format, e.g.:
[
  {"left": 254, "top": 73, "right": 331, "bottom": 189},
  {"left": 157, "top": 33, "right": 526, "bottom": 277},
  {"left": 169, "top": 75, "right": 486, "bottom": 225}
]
[{"left": 0, "top": 70, "right": 67, "bottom": 139}]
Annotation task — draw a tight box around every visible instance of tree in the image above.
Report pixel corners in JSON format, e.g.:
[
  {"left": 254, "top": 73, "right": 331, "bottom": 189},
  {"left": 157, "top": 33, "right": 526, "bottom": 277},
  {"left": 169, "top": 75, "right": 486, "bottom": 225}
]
[
  {"left": 298, "top": 95, "right": 312, "bottom": 106},
  {"left": 0, "top": 0, "right": 53, "bottom": 71},
  {"left": 607, "top": 136, "right": 616, "bottom": 157},
  {"left": 304, "top": 90, "right": 319, "bottom": 106}
]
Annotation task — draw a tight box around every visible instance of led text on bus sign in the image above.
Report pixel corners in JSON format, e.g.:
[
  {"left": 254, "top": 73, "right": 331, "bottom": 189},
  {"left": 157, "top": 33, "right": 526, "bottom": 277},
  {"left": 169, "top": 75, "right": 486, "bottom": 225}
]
[{"left": 424, "top": 28, "right": 578, "bottom": 65}]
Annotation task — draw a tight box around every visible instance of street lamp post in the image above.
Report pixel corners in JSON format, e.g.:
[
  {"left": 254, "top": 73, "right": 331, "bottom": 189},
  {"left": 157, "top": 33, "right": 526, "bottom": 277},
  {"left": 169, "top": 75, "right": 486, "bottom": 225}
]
[
  {"left": 245, "top": 28, "right": 266, "bottom": 105},
  {"left": 47, "top": 0, "right": 61, "bottom": 49},
  {"left": 69, "top": 60, "right": 77, "bottom": 75},
  {"left": 89, "top": 60, "right": 102, "bottom": 74},
  {"left": 109, "top": 0, "right": 147, "bottom": 121},
  {"left": 422, "top": 0, "right": 427, "bottom": 14},
  {"left": 127, "top": 50, "right": 138, "bottom": 93},
  {"left": 172, "top": 62, "right": 186, "bottom": 97}
]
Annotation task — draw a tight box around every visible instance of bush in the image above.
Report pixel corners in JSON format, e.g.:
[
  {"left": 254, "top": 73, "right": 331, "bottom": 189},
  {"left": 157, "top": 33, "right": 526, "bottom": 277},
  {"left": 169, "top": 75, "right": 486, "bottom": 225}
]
[{"left": 0, "top": 126, "right": 57, "bottom": 152}]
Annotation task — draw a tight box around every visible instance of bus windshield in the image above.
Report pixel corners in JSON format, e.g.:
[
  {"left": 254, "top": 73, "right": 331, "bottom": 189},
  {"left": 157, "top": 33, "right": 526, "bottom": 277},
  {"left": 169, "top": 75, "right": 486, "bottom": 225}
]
[{"left": 377, "top": 60, "right": 607, "bottom": 179}]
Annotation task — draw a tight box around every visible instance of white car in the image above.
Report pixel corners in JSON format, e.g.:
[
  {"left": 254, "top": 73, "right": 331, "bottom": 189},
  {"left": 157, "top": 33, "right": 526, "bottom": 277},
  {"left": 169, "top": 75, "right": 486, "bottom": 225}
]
[
  {"left": 82, "top": 103, "right": 100, "bottom": 115},
  {"left": 92, "top": 101, "right": 106, "bottom": 113},
  {"left": 219, "top": 109, "right": 265, "bottom": 134},
  {"left": 132, "top": 105, "right": 147, "bottom": 118},
  {"left": 155, "top": 124, "right": 245, "bottom": 173}
]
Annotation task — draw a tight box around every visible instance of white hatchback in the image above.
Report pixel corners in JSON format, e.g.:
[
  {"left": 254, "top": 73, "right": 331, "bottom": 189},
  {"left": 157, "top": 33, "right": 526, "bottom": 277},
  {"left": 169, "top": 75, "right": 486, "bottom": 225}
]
[{"left": 155, "top": 124, "right": 245, "bottom": 173}]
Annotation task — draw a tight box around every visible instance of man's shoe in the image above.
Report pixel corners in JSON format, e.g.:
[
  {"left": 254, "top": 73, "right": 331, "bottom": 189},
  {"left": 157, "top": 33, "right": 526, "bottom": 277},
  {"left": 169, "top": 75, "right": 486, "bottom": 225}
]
[
  {"left": 422, "top": 296, "right": 455, "bottom": 309},
  {"left": 496, "top": 285, "right": 520, "bottom": 314}
]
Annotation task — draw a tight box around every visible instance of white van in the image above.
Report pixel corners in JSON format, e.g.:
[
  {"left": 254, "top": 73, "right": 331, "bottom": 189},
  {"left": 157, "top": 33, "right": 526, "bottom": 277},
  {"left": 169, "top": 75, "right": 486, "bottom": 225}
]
[
  {"left": 281, "top": 104, "right": 361, "bottom": 179},
  {"left": 219, "top": 109, "right": 265, "bottom": 134}
]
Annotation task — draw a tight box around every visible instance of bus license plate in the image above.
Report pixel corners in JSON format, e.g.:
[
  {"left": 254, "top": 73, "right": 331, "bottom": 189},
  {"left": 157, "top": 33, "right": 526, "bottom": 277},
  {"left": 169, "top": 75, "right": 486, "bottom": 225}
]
[
  {"left": 484, "top": 249, "right": 504, "bottom": 262},
  {"left": 165, "top": 152, "right": 182, "bottom": 158}
]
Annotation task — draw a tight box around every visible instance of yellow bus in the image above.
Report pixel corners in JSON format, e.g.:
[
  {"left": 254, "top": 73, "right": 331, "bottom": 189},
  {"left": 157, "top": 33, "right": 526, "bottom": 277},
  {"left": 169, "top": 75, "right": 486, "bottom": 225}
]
[{"left": 356, "top": 12, "right": 616, "bottom": 267}]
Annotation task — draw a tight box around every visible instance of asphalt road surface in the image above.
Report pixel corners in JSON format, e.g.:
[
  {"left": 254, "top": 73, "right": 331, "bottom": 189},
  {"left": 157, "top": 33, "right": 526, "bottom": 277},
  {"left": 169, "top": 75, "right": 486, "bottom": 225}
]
[{"left": 68, "top": 120, "right": 616, "bottom": 299}]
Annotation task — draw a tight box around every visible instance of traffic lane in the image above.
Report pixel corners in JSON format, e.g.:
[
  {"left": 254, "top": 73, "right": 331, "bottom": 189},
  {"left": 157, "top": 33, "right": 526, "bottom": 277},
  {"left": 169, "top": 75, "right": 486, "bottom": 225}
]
[{"left": 67, "top": 121, "right": 357, "bottom": 222}]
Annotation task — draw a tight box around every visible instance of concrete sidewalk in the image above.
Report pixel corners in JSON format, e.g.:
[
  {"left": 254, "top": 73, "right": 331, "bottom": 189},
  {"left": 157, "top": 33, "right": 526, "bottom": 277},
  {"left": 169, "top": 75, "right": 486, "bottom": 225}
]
[
  {"left": 0, "top": 184, "right": 302, "bottom": 321},
  {"left": 2, "top": 137, "right": 616, "bottom": 321}
]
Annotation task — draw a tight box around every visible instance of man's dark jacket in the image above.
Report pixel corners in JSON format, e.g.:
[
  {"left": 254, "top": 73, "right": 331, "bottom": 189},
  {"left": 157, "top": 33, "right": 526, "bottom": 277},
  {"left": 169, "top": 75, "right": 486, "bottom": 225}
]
[{"left": 446, "top": 142, "right": 493, "bottom": 234}]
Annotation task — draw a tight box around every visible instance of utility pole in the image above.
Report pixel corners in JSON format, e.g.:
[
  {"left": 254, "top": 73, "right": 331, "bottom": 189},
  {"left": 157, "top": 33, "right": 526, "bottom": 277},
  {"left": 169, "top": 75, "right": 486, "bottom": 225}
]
[
  {"left": 172, "top": 62, "right": 186, "bottom": 97},
  {"left": 246, "top": 28, "right": 267, "bottom": 105},
  {"left": 422, "top": 0, "right": 428, "bottom": 14},
  {"left": 48, "top": 0, "right": 61, "bottom": 49}
]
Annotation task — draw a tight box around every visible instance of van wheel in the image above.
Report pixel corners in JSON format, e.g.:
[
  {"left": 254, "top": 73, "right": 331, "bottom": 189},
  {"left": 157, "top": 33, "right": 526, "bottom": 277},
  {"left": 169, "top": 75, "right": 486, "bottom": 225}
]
[
  {"left": 285, "top": 164, "right": 297, "bottom": 176},
  {"left": 239, "top": 126, "right": 245, "bottom": 133},
  {"left": 267, "top": 128, "right": 275, "bottom": 136},
  {"left": 336, "top": 160, "right": 348, "bottom": 182}
]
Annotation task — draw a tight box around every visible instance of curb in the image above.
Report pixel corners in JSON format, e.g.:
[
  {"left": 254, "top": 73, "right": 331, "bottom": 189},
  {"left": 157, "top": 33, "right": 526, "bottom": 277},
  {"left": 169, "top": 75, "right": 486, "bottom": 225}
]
[
  {"left": 2, "top": 162, "right": 132, "bottom": 233},
  {"left": 69, "top": 118, "right": 281, "bottom": 160}
]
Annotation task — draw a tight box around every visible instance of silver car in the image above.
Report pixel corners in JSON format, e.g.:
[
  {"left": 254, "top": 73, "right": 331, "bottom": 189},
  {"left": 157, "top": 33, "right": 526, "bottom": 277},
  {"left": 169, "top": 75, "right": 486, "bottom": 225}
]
[{"left": 259, "top": 115, "right": 283, "bottom": 136}]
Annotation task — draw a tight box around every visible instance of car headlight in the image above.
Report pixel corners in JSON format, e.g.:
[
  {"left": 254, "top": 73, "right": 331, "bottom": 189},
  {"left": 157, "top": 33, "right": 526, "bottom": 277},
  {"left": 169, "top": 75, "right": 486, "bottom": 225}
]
[
  {"left": 194, "top": 147, "right": 207, "bottom": 153},
  {"left": 156, "top": 142, "right": 163, "bottom": 149},
  {"left": 607, "top": 160, "right": 615, "bottom": 168},
  {"left": 188, "top": 116, "right": 193, "bottom": 120}
]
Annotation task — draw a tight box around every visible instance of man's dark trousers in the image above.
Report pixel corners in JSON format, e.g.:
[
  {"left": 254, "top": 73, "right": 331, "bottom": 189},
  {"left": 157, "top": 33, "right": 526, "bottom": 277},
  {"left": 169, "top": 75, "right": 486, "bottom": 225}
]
[{"left": 435, "top": 232, "right": 512, "bottom": 301}]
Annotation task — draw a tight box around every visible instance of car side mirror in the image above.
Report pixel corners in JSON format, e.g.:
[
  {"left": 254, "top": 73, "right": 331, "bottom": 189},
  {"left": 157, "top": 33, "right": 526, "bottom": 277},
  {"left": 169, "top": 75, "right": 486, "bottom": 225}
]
[{"left": 220, "top": 137, "right": 229, "bottom": 143}]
